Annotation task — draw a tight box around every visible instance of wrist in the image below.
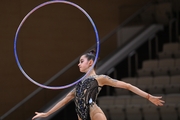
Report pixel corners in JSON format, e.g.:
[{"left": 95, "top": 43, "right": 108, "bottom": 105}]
[
  {"left": 45, "top": 112, "right": 50, "bottom": 117},
  {"left": 146, "top": 94, "right": 150, "bottom": 100}
]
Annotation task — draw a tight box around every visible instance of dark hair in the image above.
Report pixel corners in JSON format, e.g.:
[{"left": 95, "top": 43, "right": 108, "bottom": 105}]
[
  {"left": 84, "top": 49, "right": 96, "bottom": 61},
  {"left": 83, "top": 49, "right": 97, "bottom": 69}
]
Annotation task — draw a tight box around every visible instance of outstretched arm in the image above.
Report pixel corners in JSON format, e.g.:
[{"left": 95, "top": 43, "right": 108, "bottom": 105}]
[
  {"left": 99, "top": 75, "right": 165, "bottom": 106},
  {"left": 32, "top": 89, "right": 75, "bottom": 120}
]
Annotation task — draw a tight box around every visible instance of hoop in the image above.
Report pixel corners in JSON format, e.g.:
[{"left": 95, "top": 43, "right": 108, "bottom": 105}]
[{"left": 14, "top": 0, "right": 100, "bottom": 90}]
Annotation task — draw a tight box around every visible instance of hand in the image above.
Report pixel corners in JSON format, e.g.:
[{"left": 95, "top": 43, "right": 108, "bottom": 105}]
[
  {"left": 32, "top": 112, "right": 48, "bottom": 120},
  {"left": 148, "top": 95, "right": 165, "bottom": 106}
]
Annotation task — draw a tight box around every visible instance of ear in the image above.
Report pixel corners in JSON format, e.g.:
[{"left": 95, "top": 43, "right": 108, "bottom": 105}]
[{"left": 88, "top": 59, "right": 94, "bottom": 66}]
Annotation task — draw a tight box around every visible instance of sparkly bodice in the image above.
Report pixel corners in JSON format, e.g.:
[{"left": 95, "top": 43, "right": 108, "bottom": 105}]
[{"left": 74, "top": 77, "right": 102, "bottom": 120}]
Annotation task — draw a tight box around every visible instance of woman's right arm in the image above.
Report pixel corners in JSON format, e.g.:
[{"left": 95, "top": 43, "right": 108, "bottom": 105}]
[{"left": 32, "top": 89, "right": 75, "bottom": 120}]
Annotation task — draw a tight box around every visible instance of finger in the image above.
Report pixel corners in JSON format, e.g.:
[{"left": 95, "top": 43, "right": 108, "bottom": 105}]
[
  {"left": 157, "top": 99, "right": 165, "bottom": 104},
  {"left": 32, "top": 113, "right": 39, "bottom": 120},
  {"left": 154, "top": 96, "right": 162, "bottom": 99},
  {"left": 159, "top": 103, "right": 164, "bottom": 106},
  {"left": 158, "top": 100, "right": 165, "bottom": 105},
  {"left": 32, "top": 115, "right": 39, "bottom": 120},
  {"left": 158, "top": 102, "right": 164, "bottom": 106},
  {"left": 35, "top": 112, "right": 39, "bottom": 114},
  {"left": 32, "top": 116, "right": 35, "bottom": 120}
]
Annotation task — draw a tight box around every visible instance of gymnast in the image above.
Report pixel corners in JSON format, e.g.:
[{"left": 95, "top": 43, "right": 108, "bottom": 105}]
[{"left": 32, "top": 49, "right": 165, "bottom": 120}]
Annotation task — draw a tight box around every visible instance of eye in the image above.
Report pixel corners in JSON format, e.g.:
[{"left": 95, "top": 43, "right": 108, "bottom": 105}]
[{"left": 79, "top": 59, "right": 83, "bottom": 64}]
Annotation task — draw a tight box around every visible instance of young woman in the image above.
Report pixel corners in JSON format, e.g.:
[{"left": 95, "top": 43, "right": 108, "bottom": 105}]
[{"left": 32, "top": 50, "right": 165, "bottom": 120}]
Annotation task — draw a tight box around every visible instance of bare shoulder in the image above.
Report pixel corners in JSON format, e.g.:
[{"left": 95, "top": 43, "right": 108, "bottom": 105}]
[
  {"left": 93, "top": 75, "right": 106, "bottom": 86},
  {"left": 96, "top": 74, "right": 113, "bottom": 80},
  {"left": 95, "top": 75, "right": 116, "bottom": 86}
]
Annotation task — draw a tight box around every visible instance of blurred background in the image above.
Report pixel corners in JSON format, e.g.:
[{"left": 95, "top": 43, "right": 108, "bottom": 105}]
[{"left": 0, "top": 0, "right": 180, "bottom": 119}]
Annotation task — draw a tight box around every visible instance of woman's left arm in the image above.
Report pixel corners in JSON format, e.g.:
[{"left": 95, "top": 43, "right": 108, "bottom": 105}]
[{"left": 99, "top": 75, "right": 165, "bottom": 106}]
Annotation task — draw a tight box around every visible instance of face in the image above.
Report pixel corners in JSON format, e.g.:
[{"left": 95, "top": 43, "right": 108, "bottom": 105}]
[{"left": 78, "top": 55, "right": 93, "bottom": 73}]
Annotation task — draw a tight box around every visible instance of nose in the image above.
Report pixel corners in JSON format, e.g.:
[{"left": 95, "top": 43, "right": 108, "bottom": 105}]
[{"left": 78, "top": 63, "right": 80, "bottom": 67}]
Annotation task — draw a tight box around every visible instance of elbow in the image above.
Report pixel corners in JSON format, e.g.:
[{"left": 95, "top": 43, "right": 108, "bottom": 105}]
[
  {"left": 125, "top": 83, "right": 133, "bottom": 90},
  {"left": 65, "top": 92, "right": 75, "bottom": 102}
]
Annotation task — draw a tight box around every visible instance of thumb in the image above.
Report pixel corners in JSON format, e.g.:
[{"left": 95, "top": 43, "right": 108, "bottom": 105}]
[{"left": 35, "top": 112, "right": 39, "bottom": 114}]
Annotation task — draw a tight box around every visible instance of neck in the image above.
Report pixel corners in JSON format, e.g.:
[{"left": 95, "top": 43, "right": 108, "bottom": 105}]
[{"left": 87, "top": 69, "right": 96, "bottom": 77}]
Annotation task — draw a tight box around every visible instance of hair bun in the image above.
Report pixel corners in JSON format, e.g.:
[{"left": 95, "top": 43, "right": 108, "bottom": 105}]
[{"left": 89, "top": 49, "right": 96, "bottom": 55}]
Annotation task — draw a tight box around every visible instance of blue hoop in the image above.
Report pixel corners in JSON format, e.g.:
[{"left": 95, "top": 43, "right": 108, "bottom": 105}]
[{"left": 14, "top": 1, "right": 100, "bottom": 90}]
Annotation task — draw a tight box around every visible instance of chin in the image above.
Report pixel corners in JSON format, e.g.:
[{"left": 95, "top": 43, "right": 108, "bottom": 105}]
[
  {"left": 80, "top": 70, "right": 86, "bottom": 73},
  {"left": 79, "top": 69, "right": 84, "bottom": 73},
  {"left": 79, "top": 68, "right": 87, "bottom": 73}
]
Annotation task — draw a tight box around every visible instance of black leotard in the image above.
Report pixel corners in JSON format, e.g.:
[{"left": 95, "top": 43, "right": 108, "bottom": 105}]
[{"left": 74, "top": 77, "right": 102, "bottom": 120}]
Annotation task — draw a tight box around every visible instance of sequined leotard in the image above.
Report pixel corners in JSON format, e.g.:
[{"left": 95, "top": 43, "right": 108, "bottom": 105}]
[{"left": 74, "top": 77, "right": 102, "bottom": 120}]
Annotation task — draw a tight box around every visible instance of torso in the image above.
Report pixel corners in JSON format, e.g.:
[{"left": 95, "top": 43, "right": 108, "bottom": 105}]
[{"left": 74, "top": 76, "right": 102, "bottom": 120}]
